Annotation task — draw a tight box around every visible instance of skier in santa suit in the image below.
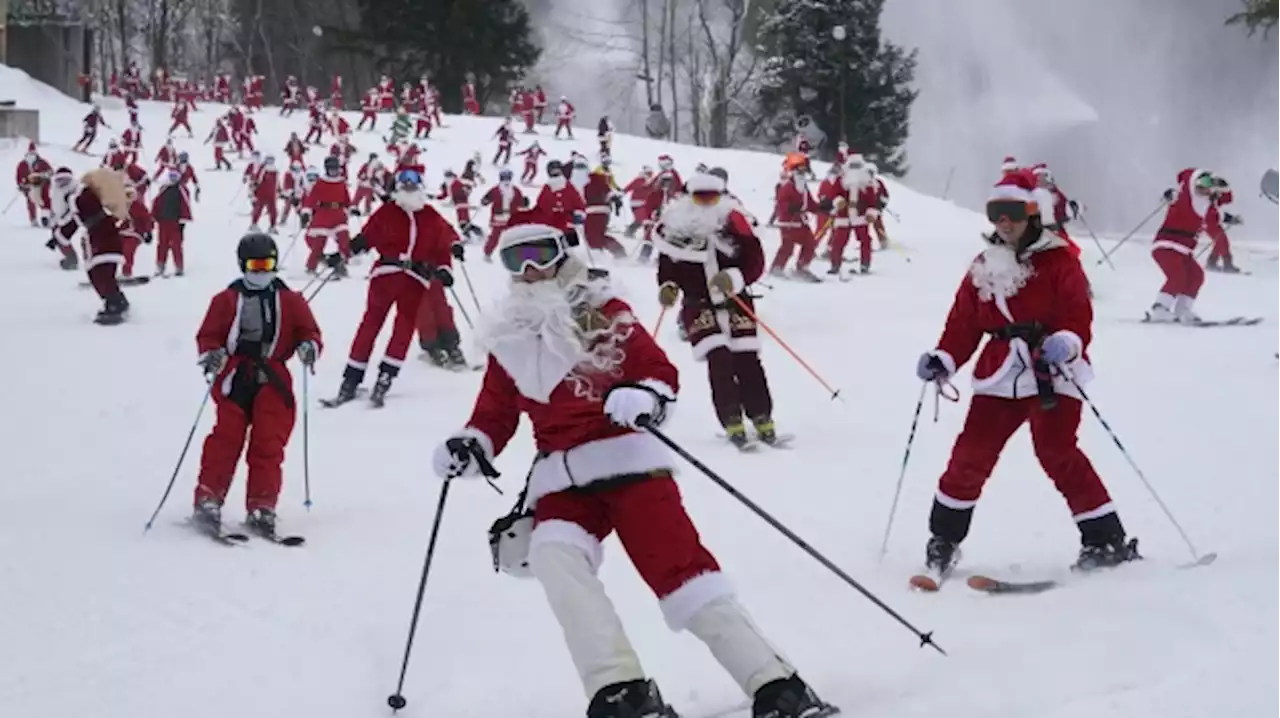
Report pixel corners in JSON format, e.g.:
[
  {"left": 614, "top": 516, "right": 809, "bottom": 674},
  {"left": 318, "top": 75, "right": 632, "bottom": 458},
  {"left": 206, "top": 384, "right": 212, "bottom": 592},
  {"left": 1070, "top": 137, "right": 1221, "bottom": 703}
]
[
  {"left": 534, "top": 160, "right": 587, "bottom": 227},
  {"left": 118, "top": 180, "right": 154, "bottom": 279},
  {"left": 581, "top": 163, "right": 626, "bottom": 257},
  {"left": 655, "top": 172, "right": 781, "bottom": 446},
  {"left": 517, "top": 141, "right": 545, "bottom": 184},
  {"left": 15, "top": 143, "right": 53, "bottom": 227},
  {"left": 193, "top": 233, "right": 322, "bottom": 537},
  {"left": 250, "top": 155, "right": 280, "bottom": 232},
  {"left": 480, "top": 168, "right": 527, "bottom": 259},
  {"left": 554, "top": 96, "right": 575, "bottom": 138},
  {"left": 462, "top": 81, "right": 481, "bottom": 115},
  {"left": 1202, "top": 177, "right": 1241, "bottom": 273},
  {"left": 301, "top": 156, "right": 352, "bottom": 275},
  {"left": 913, "top": 171, "right": 1140, "bottom": 585},
  {"left": 621, "top": 166, "right": 654, "bottom": 237},
  {"left": 353, "top": 153, "right": 388, "bottom": 215},
  {"left": 1146, "top": 168, "right": 1231, "bottom": 323},
  {"left": 328, "top": 169, "right": 459, "bottom": 406},
  {"left": 151, "top": 167, "right": 194, "bottom": 276},
  {"left": 49, "top": 168, "right": 132, "bottom": 324},
  {"left": 431, "top": 207, "right": 830, "bottom": 718},
  {"left": 771, "top": 166, "right": 819, "bottom": 280},
  {"left": 1029, "top": 164, "right": 1081, "bottom": 261}
]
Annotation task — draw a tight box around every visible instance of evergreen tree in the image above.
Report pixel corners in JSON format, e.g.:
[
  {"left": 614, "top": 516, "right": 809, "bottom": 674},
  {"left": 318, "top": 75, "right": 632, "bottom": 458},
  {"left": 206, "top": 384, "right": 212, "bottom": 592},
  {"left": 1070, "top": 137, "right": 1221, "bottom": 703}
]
[
  {"left": 1226, "top": 0, "right": 1278, "bottom": 37},
  {"left": 328, "top": 0, "right": 539, "bottom": 113},
  {"left": 755, "top": 0, "right": 917, "bottom": 174}
]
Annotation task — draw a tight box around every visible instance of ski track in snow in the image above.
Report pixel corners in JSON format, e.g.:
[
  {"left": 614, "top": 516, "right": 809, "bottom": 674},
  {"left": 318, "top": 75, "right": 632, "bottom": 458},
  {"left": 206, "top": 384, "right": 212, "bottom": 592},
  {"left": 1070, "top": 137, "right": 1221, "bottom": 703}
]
[{"left": 0, "top": 64, "right": 1274, "bottom": 718}]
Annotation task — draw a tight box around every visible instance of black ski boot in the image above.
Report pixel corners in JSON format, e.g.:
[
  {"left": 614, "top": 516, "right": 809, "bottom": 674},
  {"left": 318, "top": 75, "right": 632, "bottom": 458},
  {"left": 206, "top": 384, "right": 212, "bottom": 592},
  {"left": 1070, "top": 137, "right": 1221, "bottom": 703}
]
[
  {"left": 752, "top": 674, "right": 838, "bottom": 718},
  {"left": 586, "top": 679, "right": 678, "bottom": 718},
  {"left": 1074, "top": 537, "right": 1141, "bottom": 572},
  {"left": 925, "top": 535, "right": 959, "bottom": 577},
  {"left": 59, "top": 254, "right": 79, "bottom": 270},
  {"left": 94, "top": 293, "right": 129, "bottom": 325},
  {"left": 753, "top": 416, "right": 778, "bottom": 445},
  {"left": 725, "top": 420, "right": 749, "bottom": 449},
  {"left": 245, "top": 507, "right": 278, "bottom": 537},
  {"left": 322, "top": 366, "right": 363, "bottom": 407},
  {"left": 368, "top": 365, "right": 398, "bottom": 408},
  {"left": 437, "top": 328, "right": 468, "bottom": 370},
  {"left": 192, "top": 498, "right": 223, "bottom": 534}
]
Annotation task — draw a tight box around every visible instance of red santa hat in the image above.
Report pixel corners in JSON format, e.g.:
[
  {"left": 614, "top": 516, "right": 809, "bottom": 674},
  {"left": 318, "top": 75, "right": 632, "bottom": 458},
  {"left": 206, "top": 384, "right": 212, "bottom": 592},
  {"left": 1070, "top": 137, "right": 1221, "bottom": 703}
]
[
  {"left": 1001, "top": 155, "right": 1019, "bottom": 172},
  {"left": 989, "top": 170, "right": 1040, "bottom": 213},
  {"left": 26, "top": 141, "right": 37, "bottom": 153}
]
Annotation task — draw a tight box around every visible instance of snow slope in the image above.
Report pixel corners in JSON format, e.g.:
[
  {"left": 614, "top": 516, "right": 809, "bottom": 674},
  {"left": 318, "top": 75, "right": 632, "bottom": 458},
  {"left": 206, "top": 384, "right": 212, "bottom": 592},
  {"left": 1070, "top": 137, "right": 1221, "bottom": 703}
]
[{"left": 0, "top": 72, "right": 1275, "bottom": 718}]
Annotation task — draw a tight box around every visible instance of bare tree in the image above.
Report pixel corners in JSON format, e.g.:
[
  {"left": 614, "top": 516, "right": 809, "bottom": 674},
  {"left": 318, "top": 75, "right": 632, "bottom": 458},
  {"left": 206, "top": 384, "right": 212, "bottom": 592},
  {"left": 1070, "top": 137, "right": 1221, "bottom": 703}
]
[{"left": 693, "top": 0, "right": 760, "bottom": 147}]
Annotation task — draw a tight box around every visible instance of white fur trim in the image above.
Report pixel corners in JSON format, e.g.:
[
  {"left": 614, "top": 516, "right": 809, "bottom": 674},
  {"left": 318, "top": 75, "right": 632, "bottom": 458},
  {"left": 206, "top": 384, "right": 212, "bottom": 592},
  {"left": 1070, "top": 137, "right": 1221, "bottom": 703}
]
[
  {"left": 686, "top": 173, "right": 726, "bottom": 194},
  {"left": 635, "top": 378, "right": 676, "bottom": 401},
  {"left": 935, "top": 490, "right": 978, "bottom": 510},
  {"left": 727, "top": 334, "right": 761, "bottom": 354},
  {"left": 529, "top": 518, "right": 604, "bottom": 573},
  {"left": 525, "top": 432, "right": 673, "bottom": 509},
  {"left": 989, "top": 183, "right": 1033, "bottom": 203},
  {"left": 456, "top": 426, "right": 496, "bottom": 459},
  {"left": 720, "top": 268, "right": 746, "bottom": 295},
  {"left": 659, "top": 571, "right": 735, "bottom": 631},
  {"left": 1049, "top": 330, "right": 1083, "bottom": 362},
  {"left": 929, "top": 350, "right": 957, "bottom": 377},
  {"left": 691, "top": 330, "right": 729, "bottom": 361},
  {"left": 1072, "top": 502, "right": 1116, "bottom": 523},
  {"left": 85, "top": 252, "right": 124, "bottom": 269},
  {"left": 1152, "top": 239, "right": 1194, "bottom": 255},
  {"left": 499, "top": 222, "right": 562, "bottom": 252}
]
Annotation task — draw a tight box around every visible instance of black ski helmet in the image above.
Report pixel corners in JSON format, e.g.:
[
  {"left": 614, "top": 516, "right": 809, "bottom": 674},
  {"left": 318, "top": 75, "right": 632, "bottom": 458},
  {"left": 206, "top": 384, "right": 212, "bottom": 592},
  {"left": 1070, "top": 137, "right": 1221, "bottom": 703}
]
[
  {"left": 708, "top": 166, "right": 728, "bottom": 184},
  {"left": 237, "top": 232, "right": 278, "bottom": 271},
  {"left": 546, "top": 159, "right": 563, "bottom": 176},
  {"left": 323, "top": 155, "right": 341, "bottom": 176}
]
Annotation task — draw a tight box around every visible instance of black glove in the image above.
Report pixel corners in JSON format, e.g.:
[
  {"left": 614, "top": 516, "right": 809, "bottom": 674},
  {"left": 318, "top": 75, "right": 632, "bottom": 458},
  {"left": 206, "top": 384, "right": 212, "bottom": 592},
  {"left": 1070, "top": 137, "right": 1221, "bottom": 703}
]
[
  {"left": 142, "top": 231, "right": 154, "bottom": 244},
  {"left": 323, "top": 252, "right": 345, "bottom": 268},
  {"left": 45, "top": 236, "right": 58, "bottom": 251},
  {"left": 1068, "top": 200, "right": 1080, "bottom": 219},
  {"left": 817, "top": 198, "right": 833, "bottom": 213},
  {"left": 300, "top": 211, "right": 312, "bottom": 228},
  {"left": 296, "top": 340, "right": 319, "bottom": 367},
  {"left": 290, "top": 197, "right": 300, "bottom": 208},
  {"left": 199, "top": 348, "right": 229, "bottom": 376},
  {"left": 451, "top": 243, "right": 465, "bottom": 261},
  {"left": 435, "top": 266, "right": 454, "bottom": 287},
  {"left": 350, "top": 207, "right": 362, "bottom": 217},
  {"left": 349, "top": 233, "right": 369, "bottom": 255},
  {"left": 1222, "top": 212, "right": 1242, "bottom": 226},
  {"left": 1162, "top": 188, "right": 1176, "bottom": 202},
  {"left": 195, "top": 187, "right": 202, "bottom": 202},
  {"left": 520, "top": 196, "right": 531, "bottom": 208}
]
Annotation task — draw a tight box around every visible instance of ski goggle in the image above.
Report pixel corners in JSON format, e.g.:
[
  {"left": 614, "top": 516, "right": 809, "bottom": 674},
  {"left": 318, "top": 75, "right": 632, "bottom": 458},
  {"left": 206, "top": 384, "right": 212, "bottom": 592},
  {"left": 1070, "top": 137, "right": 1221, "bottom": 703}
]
[
  {"left": 397, "top": 169, "right": 423, "bottom": 187},
  {"left": 691, "top": 191, "right": 722, "bottom": 206},
  {"left": 1194, "top": 173, "right": 1215, "bottom": 190},
  {"left": 501, "top": 237, "right": 564, "bottom": 274},
  {"left": 244, "top": 257, "right": 277, "bottom": 272},
  {"left": 986, "top": 200, "right": 1029, "bottom": 223}
]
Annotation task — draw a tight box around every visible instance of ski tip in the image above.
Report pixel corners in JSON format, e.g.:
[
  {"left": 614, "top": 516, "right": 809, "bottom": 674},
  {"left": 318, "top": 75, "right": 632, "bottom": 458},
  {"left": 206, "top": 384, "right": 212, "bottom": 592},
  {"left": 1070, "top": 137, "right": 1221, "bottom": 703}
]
[
  {"left": 1182, "top": 552, "right": 1218, "bottom": 568},
  {"left": 965, "top": 575, "right": 1001, "bottom": 592},
  {"left": 908, "top": 574, "right": 940, "bottom": 592}
]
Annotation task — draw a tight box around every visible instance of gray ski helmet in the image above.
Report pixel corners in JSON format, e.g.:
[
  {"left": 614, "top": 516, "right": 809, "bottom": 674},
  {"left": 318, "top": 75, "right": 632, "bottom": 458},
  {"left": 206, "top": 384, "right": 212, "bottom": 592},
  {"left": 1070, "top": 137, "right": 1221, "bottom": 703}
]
[
  {"left": 546, "top": 159, "right": 563, "bottom": 176},
  {"left": 237, "top": 232, "right": 278, "bottom": 271},
  {"left": 708, "top": 166, "right": 728, "bottom": 183},
  {"left": 323, "top": 155, "right": 341, "bottom": 175}
]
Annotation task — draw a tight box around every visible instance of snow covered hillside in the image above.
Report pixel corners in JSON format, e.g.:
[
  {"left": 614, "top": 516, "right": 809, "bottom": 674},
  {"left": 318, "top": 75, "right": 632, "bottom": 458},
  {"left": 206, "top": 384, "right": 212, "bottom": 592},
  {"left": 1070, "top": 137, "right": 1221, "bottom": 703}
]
[{"left": 0, "top": 68, "right": 1275, "bottom": 718}]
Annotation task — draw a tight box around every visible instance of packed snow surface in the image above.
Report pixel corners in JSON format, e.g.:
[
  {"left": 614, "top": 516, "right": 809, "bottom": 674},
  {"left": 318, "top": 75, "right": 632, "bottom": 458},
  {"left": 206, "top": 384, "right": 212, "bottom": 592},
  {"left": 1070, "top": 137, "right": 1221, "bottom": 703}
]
[{"left": 0, "top": 68, "right": 1274, "bottom": 718}]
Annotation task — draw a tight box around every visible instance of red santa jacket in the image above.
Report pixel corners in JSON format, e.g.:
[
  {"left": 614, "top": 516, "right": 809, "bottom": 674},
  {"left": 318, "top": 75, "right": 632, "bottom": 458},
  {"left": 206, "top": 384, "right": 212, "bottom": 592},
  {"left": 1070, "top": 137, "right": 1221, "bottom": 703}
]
[
  {"left": 1154, "top": 168, "right": 1222, "bottom": 254},
  {"left": 302, "top": 177, "right": 351, "bottom": 229},
  {"left": 54, "top": 184, "right": 124, "bottom": 260},
  {"left": 197, "top": 279, "right": 323, "bottom": 404},
  {"left": 535, "top": 183, "right": 586, "bottom": 219},
  {"left": 119, "top": 197, "right": 154, "bottom": 239},
  {"left": 928, "top": 233, "right": 1092, "bottom": 400},
  {"left": 480, "top": 184, "right": 526, "bottom": 228},
  {"left": 16, "top": 157, "right": 52, "bottom": 190},
  {"left": 655, "top": 197, "right": 765, "bottom": 308},
  {"left": 462, "top": 294, "right": 678, "bottom": 508},
  {"left": 773, "top": 177, "right": 815, "bottom": 228},
  {"left": 253, "top": 165, "right": 279, "bottom": 202},
  {"left": 360, "top": 202, "right": 458, "bottom": 284},
  {"left": 582, "top": 171, "right": 617, "bottom": 214},
  {"left": 623, "top": 174, "right": 652, "bottom": 210}
]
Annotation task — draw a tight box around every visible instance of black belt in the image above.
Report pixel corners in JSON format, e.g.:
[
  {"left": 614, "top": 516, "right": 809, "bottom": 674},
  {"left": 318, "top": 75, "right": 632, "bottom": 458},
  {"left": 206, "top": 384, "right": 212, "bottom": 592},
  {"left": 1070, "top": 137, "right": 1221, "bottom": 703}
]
[{"left": 986, "top": 322, "right": 1057, "bottom": 410}]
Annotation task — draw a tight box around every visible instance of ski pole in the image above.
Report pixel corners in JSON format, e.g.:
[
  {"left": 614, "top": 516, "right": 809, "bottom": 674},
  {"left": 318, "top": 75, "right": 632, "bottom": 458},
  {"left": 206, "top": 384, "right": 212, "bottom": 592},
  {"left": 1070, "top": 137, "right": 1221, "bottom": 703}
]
[
  {"left": 143, "top": 383, "right": 213, "bottom": 532},
  {"left": 458, "top": 259, "right": 483, "bottom": 318},
  {"left": 1075, "top": 213, "right": 1113, "bottom": 270},
  {"left": 878, "top": 382, "right": 928, "bottom": 561},
  {"left": 301, "top": 366, "right": 312, "bottom": 510},
  {"left": 304, "top": 265, "right": 340, "bottom": 303},
  {"left": 280, "top": 222, "right": 306, "bottom": 267},
  {"left": 1097, "top": 199, "right": 1167, "bottom": 266},
  {"left": 640, "top": 420, "right": 944, "bottom": 654},
  {"left": 3, "top": 191, "right": 21, "bottom": 215},
  {"left": 387, "top": 443, "right": 499, "bottom": 712},
  {"left": 652, "top": 305, "right": 667, "bottom": 336},
  {"left": 447, "top": 286, "right": 474, "bottom": 329},
  {"left": 730, "top": 295, "right": 843, "bottom": 401},
  {"left": 1061, "top": 370, "right": 1214, "bottom": 566}
]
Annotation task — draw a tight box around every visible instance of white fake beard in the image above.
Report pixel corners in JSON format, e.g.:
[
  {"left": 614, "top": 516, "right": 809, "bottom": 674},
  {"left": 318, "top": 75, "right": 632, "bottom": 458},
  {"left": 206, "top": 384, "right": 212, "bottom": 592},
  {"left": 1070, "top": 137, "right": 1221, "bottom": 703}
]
[
  {"left": 547, "top": 176, "right": 566, "bottom": 191},
  {"left": 477, "top": 279, "right": 629, "bottom": 403},
  {"left": 970, "top": 242, "right": 1033, "bottom": 301},
  {"left": 394, "top": 188, "right": 426, "bottom": 212}
]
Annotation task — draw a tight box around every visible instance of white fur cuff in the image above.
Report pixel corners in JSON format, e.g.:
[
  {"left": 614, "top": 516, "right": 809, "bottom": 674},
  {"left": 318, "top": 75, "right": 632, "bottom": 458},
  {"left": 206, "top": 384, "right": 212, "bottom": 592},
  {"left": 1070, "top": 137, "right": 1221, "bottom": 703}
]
[
  {"left": 1049, "top": 330, "right": 1083, "bottom": 362},
  {"left": 660, "top": 572, "right": 735, "bottom": 631},
  {"left": 722, "top": 268, "right": 746, "bottom": 295},
  {"left": 458, "top": 426, "right": 495, "bottom": 459},
  {"left": 530, "top": 519, "right": 604, "bottom": 573},
  {"left": 929, "top": 350, "right": 957, "bottom": 377},
  {"left": 636, "top": 378, "right": 676, "bottom": 401}
]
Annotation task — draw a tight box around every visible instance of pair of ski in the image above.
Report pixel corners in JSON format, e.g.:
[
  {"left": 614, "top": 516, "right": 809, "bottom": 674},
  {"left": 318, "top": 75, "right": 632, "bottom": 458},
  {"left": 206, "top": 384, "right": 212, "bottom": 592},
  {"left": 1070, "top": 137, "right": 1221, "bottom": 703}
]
[
  {"left": 719, "top": 432, "right": 795, "bottom": 453},
  {"left": 1137, "top": 315, "right": 1263, "bottom": 328},
  {"left": 319, "top": 386, "right": 379, "bottom": 409},
  {"left": 909, "top": 552, "right": 1217, "bottom": 595},
  {"left": 79, "top": 275, "right": 152, "bottom": 288},
  {"left": 194, "top": 520, "right": 305, "bottom": 547}
]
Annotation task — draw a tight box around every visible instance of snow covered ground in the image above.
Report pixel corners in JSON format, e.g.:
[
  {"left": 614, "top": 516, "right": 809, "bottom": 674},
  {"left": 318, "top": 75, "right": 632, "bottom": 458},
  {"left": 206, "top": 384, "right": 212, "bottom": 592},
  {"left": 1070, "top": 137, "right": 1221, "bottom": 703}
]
[{"left": 0, "top": 64, "right": 1275, "bottom": 718}]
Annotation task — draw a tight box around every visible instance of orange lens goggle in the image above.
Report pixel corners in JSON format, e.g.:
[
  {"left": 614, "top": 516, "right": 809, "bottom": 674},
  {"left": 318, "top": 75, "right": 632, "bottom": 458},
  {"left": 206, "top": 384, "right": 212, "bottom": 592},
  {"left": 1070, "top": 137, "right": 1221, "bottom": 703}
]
[
  {"left": 691, "top": 191, "right": 722, "bottom": 206},
  {"left": 244, "top": 257, "right": 277, "bottom": 271}
]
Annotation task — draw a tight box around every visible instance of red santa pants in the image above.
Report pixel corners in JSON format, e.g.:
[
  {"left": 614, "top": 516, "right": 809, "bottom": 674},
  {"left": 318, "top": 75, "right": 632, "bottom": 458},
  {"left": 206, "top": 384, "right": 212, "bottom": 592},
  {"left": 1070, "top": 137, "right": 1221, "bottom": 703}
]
[
  {"left": 358, "top": 111, "right": 377, "bottom": 131},
  {"left": 156, "top": 221, "right": 185, "bottom": 272},
  {"left": 1206, "top": 225, "right": 1233, "bottom": 263},
  {"left": 492, "top": 144, "right": 512, "bottom": 165},
  {"left": 584, "top": 212, "right": 626, "bottom": 256},
  {"left": 352, "top": 187, "right": 374, "bottom": 214},
  {"left": 213, "top": 145, "right": 231, "bottom": 170},
  {"left": 73, "top": 128, "right": 97, "bottom": 151},
  {"left": 934, "top": 394, "right": 1113, "bottom": 541},
  {"left": 305, "top": 125, "right": 323, "bottom": 144},
  {"left": 415, "top": 282, "right": 457, "bottom": 345},
  {"left": 522, "top": 161, "right": 538, "bottom": 184},
  {"left": 348, "top": 272, "right": 426, "bottom": 368},
  {"left": 484, "top": 226, "right": 504, "bottom": 257},
  {"left": 305, "top": 227, "right": 351, "bottom": 272},
  {"left": 195, "top": 374, "right": 295, "bottom": 512},
  {"left": 1152, "top": 247, "right": 1204, "bottom": 299},
  {"left": 415, "top": 117, "right": 432, "bottom": 138},
  {"left": 464, "top": 99, "right": 480, "bottom": 115},
  {"left": 120, "top": 233, "right": 140, "bottom": 277},
  {"left": 555, "top": 120, "right": 573, "bottom": 138},
  {"left": 251, "top": 199, "right": 278, "bottom": 227},
  {"left": 522, "top": 112, "right": 535, "bottom": 132},
  {"left": 534, "top": 474, "right": 721, "bottom": 599},
  {"left": 236, "top": 132, "right": 255, "bottom": 153},
  {"left": 855, "top": 224, "right": 873, "bottom": 268},
  {"left": 773, "top": 226, "right": 816, "bottom": 271}
]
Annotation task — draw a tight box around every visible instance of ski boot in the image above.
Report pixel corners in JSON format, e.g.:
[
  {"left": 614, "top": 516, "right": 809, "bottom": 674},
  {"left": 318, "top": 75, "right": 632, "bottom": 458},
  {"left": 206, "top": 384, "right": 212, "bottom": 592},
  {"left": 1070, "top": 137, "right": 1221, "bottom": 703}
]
[
  {"left": 1144, "top": 303, "right": 1176, "bottom": 323},
  {"left": 245, "top": 507, "right": 278, "bottom": 537},
  {"left": 911, "top": 534, "right": 960, "bottom": 591},
  {"left": 59, "top": 253, "right": 79, "bottom": 271},
  {"left": 725, "top": 421, "right": 750, "bottom": 450},
  {"left": 368, "top": 367, "right": 397, "bottom": 408},
  {"left": 586, "top": 679, "right": 678, "bottom": 718},
  {"left": 752, "top": 416, "right": 779, "bottom": 445},
  {"left": 444, "top": 347, "right": 468, "bottom": 369},
  {"left": 752, "top": 674, "right": 838, "bottom": 718},
  {"left": 792, "top": 267, "right": 822, "bottom": 283},
  {"left": 192, "top": 498, "right": 223, "bottom": 534},
  {"left": 322, "top": 366, "right": 363, "bottom": 407},
  {"left": 437, "top": 328, "right": 468, "bottom": 370},
  {"left": 94, "top": 293, "right": 129, "bottom": 325},
  {"left": 1074, "top": 536, "right": 1141, "bottom": 572}
]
